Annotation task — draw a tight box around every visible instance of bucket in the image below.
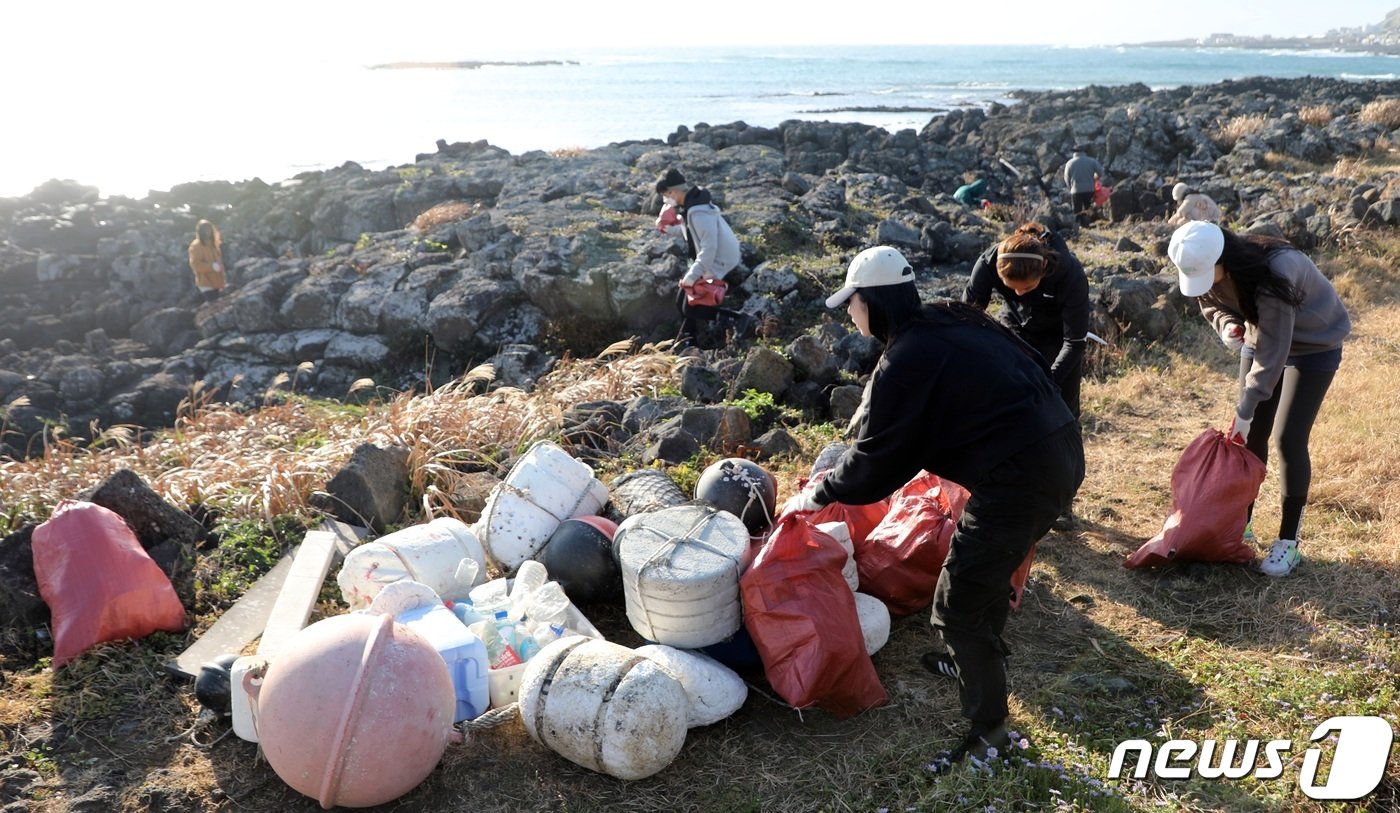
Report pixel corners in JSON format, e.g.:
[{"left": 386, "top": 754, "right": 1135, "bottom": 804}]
[
  {"left": 337, "top": 517, "right": 487, "bottom": 609},
  {"left": 246, "top": 613, "right": 458, "bottom": 809},
  {"left": 475, "top": 441, "right": 609, "bottom": 573},
  {"left": 614, "top": 504, "right": 750, "bottom": 649},
  {"left": 370, "top": 581, "right": 489, "bottom": 723},
  {"left": 518, "top": 636, "right": 688, "bottom": 780}
]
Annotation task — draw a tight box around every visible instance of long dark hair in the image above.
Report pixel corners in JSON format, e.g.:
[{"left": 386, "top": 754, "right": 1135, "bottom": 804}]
[
  {"left": 1218, "top": 229, "right": 1305, "bottom": 323},
  {"left": 856, "top": 282, "right": 1051, "bottom": 375}
]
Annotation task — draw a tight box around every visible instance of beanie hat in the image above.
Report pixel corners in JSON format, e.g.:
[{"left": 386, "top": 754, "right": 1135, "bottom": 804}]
[
  {"left": 1172, "top": 182, "right": 1190, "bottom": 202},
  {"left": 654, "top": 168, "right": 687, "bottom": 195}
]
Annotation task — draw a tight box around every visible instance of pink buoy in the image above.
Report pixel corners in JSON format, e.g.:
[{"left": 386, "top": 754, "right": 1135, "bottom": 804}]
[{"left": 246, "top": 613, "right": 458, "bottom": 809}]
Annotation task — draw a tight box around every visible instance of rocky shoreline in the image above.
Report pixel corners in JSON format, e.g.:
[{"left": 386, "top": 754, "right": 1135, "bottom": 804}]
[{"left": 3, "top": 75, "right": 1400, "bottom": 459}]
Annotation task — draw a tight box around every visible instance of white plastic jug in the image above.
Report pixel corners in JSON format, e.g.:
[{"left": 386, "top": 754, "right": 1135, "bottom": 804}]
[
  {"left": 370, "top": 580, "right": 490, "bottom": 723},
  {"left": 337, "top": 517, "right": 487, "bottom": 609}
]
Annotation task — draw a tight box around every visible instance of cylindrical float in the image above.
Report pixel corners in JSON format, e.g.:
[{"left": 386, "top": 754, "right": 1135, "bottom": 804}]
[
  {"left": 518, "top": 636, "right": 688, "bottom": 780},
  {"left": 247, "top": 613, "right": 457, "bottom": 809},
  {"left": 475, "top": 441, "right": 609, "bottom": 572},
  {"left": 614, "top": 504, "right": 750, "bottom": 648}
]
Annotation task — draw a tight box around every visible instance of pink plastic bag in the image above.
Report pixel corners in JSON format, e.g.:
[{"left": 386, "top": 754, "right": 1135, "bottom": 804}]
[
  {"left": 1125, "top": 429, "right": 1266, "bottom": 568},
  {"left": 742, "top": 513, "right": 886, "bottom": 718},
  {"left": 32, "top": 500, "right": 187, "bottom": 668}
]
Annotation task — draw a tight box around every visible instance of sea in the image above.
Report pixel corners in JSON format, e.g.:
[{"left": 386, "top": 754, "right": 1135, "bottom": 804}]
[{"left": 8, "top": 44, "right": 1400, "bottom": 200}]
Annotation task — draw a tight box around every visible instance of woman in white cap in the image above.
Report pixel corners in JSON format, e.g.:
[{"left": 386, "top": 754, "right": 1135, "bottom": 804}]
[
  {"left": 789, "top": 246, "right": 1084, "bottom": 771},
  {"left": 1167, "top": 221, "right": 1351, "bottom": 577}
]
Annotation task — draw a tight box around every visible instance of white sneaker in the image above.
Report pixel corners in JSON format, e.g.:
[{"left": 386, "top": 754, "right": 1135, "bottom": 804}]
[{"left": 1259, "top": 539, "right": 1302, "bottom": 577}]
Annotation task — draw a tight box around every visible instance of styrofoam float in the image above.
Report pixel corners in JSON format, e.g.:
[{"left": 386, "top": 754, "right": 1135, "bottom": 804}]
[
  {"left": 636, "top": 644, "right": 747, "bottom": 727},
  {"left": 614, "top": 504, "right": 751, "bottom": 648},
  {"left": 518, "top": 636, "right": 687, "bottom": 780},
  {"left": 474, "top": 441, "right": 609, "bottom": 573}
]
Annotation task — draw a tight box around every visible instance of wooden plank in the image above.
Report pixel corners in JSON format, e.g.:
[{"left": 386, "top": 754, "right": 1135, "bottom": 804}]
[
  {"left": 257, "top": 529, "right": 338, "bottom": 657},
  {"left": 165, "top": 520, "right": 367, "bottom": 678},
  {"left": 166, "top": 553, "right": 296, "bottom": 678}
]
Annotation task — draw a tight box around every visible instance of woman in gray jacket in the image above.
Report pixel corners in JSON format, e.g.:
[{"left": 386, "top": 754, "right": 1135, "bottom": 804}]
[{"left": 1168, "top": 221, "right": 1352, "bottom": 577}]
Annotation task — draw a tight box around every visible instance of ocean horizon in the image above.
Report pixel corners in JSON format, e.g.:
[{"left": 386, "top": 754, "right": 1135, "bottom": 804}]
[{"left": 8, "top": 43, "right": 1400, "bottom": 200}]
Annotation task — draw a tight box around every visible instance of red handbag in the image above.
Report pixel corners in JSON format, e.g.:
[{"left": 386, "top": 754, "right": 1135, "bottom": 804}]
[{"left": 682, "top": 278, "right": 727, "bottom": 307}]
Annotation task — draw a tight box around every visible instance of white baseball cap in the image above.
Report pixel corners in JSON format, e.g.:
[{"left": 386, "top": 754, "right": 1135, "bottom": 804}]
[
  {"left": 1168, "top": 221, "right": 1225, "bottom": 298},
  {"left": 825, "top": 246, "right": 914, "bottom": 308}
]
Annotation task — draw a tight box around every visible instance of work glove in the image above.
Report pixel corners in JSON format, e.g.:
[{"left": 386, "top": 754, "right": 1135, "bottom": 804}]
[
  {"left": 783, "top": 490, "right": 824, "bottom": 516},
  {"left": 212, "top": 262, "right": 223, "bottom": 273},
  {"left": 1229, "top": 413, "right": 1252, "bottom": 445},
  {"left": 680, "top": 267, "right": 703, "bottom": 287},
  {"left": 1219, "top": 322, "right": 1244, "bottom": 352}
]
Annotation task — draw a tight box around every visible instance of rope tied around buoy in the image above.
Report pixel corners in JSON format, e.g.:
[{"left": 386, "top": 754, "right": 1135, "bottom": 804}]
[{"left": 457, "top": 702, "right": 519, "bottom": 735}]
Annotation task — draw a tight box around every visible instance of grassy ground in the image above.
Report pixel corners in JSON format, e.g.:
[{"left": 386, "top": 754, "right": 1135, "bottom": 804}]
[{"left": 0, "top": 232, "right": 1397, "bottom": 812}]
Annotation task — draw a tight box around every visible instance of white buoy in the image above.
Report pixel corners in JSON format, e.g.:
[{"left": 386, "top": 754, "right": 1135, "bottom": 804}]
[
  {"left": 518, "top": 637, "right": 688, "bottom": 780},
  {"left": 636, "top": 644, "right": 747, "bottom": 727},
  {"left": 853, "top": 592, "right": 891, "bottom": 655},
  {"left": 614, "top": 505, "right": 750, "bottom": 648}
]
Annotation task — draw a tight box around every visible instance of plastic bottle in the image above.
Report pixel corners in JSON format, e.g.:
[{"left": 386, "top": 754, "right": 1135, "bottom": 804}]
[
  {"left": 508, "top": 560, "right": 548, "bottom": 621},
  {"left": 525, "top": 581, "right": 571, "bottom": 630},
  {"left": 469, "top": 577, "right": 511, "bottom": 617},
  {"left": 491, "top": 609, "right": 522, "bottom": 669}
]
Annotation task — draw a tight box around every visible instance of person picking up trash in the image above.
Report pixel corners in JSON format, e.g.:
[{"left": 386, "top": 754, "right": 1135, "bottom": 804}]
[
  {"left": 1167, "top": 221, "right": 1351, "bottom": 577},
  {"left": 786, "top": 246, "right": 1084, "bottom": 772},
  {"left": 964, "top": 221, "right": 1090, "bottom": 529},
  {"left": 653, "top": 168, "right": 755, "bottom": 349}
]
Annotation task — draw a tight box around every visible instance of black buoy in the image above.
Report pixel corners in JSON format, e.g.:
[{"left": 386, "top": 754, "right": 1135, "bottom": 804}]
[
  {"left": 694, "top": 458, "right": 777, "bottom": 536},
  {"left": 194, "top": 653, "right": 241, "bottom": 717},
  {"left": 539, "top": 516, "right": 621, "bottom": 605}
]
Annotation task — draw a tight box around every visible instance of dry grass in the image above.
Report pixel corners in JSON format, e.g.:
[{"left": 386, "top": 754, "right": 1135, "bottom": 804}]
[
  {"left": 1359, "top": 98, "right": 1400, "bottom": 130},
  {"left": 1214, "top": 113, "right": 1270, "bottom": 149},
  {"left": 412, "top": 200, "right": 482, "bottom": 232},
  {"left": 1297, "top": 104, "right": 1333, "bottom": 128}
]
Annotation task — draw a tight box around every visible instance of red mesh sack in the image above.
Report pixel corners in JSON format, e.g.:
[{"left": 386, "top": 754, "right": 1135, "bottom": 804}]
[
  {"left": 1093, "top": 178, "right": 1111, "bottom": 206},
  {"left": 741, "top": 512, "right": 886, "bottom": 718},
  {"left": 1125, "top": 429, "right": 1266, "bottom": 568},
  {"left": 32, "top": 500, "right": 187, "bottom": 668},
  {"left": 853, "top": 472, "right": 970, "bottom": 617}
]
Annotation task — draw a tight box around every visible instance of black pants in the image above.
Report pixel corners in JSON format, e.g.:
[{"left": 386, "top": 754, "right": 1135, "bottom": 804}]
[
  {"left": 675, "top": 289, "right": 743, "bottom": 348},
  {"left": 931, "top": 421, "right": 1085, "bottom": 726},
  {"left": 1070, "top": 191, "right": 1094, "bottom": 213},
  {"left": 1026, "top": 334, "right": 1082, "bottom": 420},
  {"left": 1239, "top": 351, "right": 1339, "bottom": 541}
]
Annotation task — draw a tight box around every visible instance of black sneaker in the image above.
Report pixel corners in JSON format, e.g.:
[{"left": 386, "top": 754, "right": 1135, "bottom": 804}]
[
  {"left": 921, "top": 650, "right": 959, "bottom": 680},
  {"left": 929, "top": 722, "right": 1011, "bottom": 775}
]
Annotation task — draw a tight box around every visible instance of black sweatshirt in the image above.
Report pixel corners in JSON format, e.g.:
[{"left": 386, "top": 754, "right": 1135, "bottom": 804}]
[
  {"left": 963, "top": 229, "right": 1089, "bottom": 388},
  {"left": 813, "top": 309, "right": 1075, "bottom": 506}
]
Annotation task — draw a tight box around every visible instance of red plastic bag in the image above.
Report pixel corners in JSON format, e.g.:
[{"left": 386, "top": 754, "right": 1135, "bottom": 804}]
[
  {"left": 32, "top": 501, "right": 187, "bottom": 668},
  {"left": 1125, "top": 429, "right": 1266, "bottom": 568},
  {"left": 802, "top": 471, "right": 890, "bottom": 549},
  {"left": 741, "top": 512, "right": 886, "bottom": 718},
  {"left": 656, "top": 202, "right": 682, "bottom": 233},
  {"left": 853, "top": 472, "right": 970, "bottom": 617},
  {"left": 682, "top": 278, "right": 727, "bottom": 307},
  {"left": 1093, "top": 178, "right": 1111, "bottom": 206}
]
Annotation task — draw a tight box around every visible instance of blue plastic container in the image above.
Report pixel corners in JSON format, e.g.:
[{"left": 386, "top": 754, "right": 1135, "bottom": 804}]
[{"left": 395, "top": 601, "right": 490, "bottom": 722}]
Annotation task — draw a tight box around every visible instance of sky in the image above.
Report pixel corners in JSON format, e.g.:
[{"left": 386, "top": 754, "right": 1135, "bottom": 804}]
[
  {"left": 2, "top": 1, "right": 1398, "bottom": 199},
  {"left": 3, "top": 1, "right": 1397, "bottom": 65}
]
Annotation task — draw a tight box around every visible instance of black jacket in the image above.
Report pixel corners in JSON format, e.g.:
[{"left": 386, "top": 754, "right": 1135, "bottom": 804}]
[
  {"left": 963, "top": 229, "right": 1089, "bottom": 388},
  {"left": 813, "top": 307, "right": 1075, "bottom": 506}
]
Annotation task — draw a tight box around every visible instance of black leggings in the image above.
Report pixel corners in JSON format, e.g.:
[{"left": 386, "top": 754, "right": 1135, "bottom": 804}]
[{"left": 1240, "top": 354, "right": 1338, "bottom": 541}]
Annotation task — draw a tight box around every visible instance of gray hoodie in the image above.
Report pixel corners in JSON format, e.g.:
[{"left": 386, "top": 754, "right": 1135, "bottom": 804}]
[
  {"left": 1199, "top": 248, "right": 1352, "bottom": 420},
  {"left": 680, "top": 200, "right": 741, "bottom": 285}
]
